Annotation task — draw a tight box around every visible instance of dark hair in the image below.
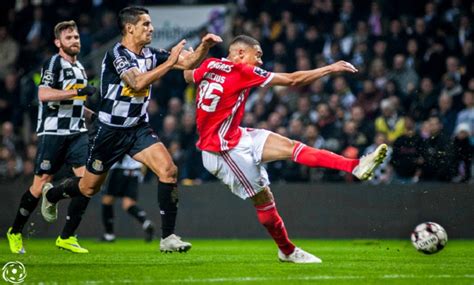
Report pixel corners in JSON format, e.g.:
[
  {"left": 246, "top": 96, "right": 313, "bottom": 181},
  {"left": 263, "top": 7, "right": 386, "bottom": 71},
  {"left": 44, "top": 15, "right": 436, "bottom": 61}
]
[
  {"left": 118, "top": 6, "right": 149, "bottom": 35},
  {"left": 229, "top": 35, "right": 260, "bottom": 47},
  {"left": 54, "top": 20, "right": 77, "bottom": 39}
]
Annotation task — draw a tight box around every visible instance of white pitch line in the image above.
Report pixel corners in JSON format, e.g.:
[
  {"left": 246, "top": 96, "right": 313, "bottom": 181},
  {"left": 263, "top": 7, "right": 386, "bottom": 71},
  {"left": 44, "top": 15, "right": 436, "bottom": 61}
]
[
  {"left": 170, "top": 274, "right": 474, "bottom": 283},
  {"left": 28, "top": 275, "right": 474, "bottom": 285}
]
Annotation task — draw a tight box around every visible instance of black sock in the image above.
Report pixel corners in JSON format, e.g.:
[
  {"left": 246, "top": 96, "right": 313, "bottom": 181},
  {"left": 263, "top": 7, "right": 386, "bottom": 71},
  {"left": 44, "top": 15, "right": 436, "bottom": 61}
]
[
  {"left": 60, "top": 195, "right": 90, "bottom": 239},
  {"left": 126, "top": 205, "right": 147, "bottom": 225},
  {"left": 11, "top": 190, "right": 40, "bottom": 234},
  {"left": 102, "top": 204, "right": 114, "bottom": 234},
  {"left": 47, "top": 177, "right": 84, "bottom": 203},
  {"left": 157, "top": 181, "right": 178, "bottom": 238}
]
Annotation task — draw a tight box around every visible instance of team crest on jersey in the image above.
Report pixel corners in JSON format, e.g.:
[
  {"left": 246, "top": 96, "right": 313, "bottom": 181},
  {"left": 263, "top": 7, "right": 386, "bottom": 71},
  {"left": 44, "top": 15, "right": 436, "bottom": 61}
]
[
  {"left": 42, "top": 70, "right": 55, "bottom": 85},
  {"left": 253, "top": 67, "right": 268, "bottom": 77},
  {"left": 92, "top": 159, "right": 104, "bottom": 171},
  {"left": 145, "top": 58, "right": 152, "bottom": 70},
  {"left": 40, "top": 160, "right": 51, "bottom": 170},
  {"left": 113, "top": 56, "right": 130, "bottom": 74}
]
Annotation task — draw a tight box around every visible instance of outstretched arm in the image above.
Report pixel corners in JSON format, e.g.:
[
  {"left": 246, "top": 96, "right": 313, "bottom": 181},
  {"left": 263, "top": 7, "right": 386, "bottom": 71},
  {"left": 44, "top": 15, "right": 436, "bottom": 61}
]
[
  {"left": 173, "top": 33, "right": 222, "bottom": 70},
  {"left": 121, "top": 40, "right": 186, "bottom": 92},
  {"left": 38, "top": 85, "right": 97, "bottom": 102},
  {"left": 268, "top": 61, "right": 357, "bottom": 87}
]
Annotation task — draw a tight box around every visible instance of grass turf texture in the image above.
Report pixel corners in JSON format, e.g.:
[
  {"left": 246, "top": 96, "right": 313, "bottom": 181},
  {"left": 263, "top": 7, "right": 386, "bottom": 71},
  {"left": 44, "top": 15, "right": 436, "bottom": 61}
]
[{"left": 1, "top": 239, "right": 473, "bottom": 284}]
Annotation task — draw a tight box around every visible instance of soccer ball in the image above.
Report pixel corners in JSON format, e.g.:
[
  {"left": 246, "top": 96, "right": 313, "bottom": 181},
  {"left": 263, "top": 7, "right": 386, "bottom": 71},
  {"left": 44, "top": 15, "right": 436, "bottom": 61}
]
[{"left": 411, "top": 222, "right": 448, "bottom": 254}]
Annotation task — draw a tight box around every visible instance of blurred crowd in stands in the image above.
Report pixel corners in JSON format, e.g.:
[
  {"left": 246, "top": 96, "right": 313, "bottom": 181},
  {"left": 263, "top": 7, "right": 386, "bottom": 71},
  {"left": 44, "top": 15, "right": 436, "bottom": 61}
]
[{"left": 0, "top": 0, "right": 473, "bottom": 185}]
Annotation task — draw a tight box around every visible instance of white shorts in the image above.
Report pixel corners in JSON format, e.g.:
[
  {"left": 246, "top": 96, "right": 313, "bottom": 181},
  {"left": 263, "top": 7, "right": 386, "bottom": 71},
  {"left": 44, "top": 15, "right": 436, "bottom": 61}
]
[{"left": 202, "top": 128, "right": 271, "bottom": 200}]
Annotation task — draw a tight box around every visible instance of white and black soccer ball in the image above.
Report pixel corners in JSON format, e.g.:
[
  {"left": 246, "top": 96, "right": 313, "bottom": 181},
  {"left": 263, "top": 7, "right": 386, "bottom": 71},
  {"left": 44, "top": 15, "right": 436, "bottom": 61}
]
[{"left": 411, "top": 222, "right": 448, "bottom": 254}]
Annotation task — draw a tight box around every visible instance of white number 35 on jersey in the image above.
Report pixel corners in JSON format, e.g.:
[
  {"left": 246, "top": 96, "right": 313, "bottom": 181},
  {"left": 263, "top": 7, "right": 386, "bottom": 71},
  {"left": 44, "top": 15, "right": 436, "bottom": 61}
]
[{"left": 197, "top": 80, "right": 223, "bottom": 112}]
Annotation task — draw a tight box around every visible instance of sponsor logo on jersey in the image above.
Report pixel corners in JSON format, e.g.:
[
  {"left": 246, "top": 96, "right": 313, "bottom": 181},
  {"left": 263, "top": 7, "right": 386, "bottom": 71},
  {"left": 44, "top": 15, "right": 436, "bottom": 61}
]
[
  {"left": 42, "top": 70, "right": 55, "bottom": 86},
  {"left": 113, "top": 56, "right": 131, "bottom": 74},
  {"left": 92, "top": 159, "right": 104, "bottom": 172},
  {"left": 121, "top": 86, "right": 149, "bottom": 97},
  {"left": 40, "top": 160, "right": 51, "bottom": 170},
  {"left": 207, "top": 61, "right": 233, "bottom": 73},
  {"left": 64, "top": 68, "right": 75, "bottom": 79},
  {"left": 253, "top": 67, "right": 268, "bottom": 77}
]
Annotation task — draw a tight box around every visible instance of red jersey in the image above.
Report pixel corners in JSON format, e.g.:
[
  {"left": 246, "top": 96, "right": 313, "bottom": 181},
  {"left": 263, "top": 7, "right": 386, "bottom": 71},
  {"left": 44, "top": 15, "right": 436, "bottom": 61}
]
[{"left": 193, "top": 58, "right": 274, "bottom": 152}]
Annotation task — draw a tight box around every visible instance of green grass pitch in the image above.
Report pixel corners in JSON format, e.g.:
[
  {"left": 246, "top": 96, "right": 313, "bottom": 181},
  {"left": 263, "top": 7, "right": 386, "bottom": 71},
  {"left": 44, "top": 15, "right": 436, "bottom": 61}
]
[{"left": 1, "top": 239, "right": 473, "bottom": 284}]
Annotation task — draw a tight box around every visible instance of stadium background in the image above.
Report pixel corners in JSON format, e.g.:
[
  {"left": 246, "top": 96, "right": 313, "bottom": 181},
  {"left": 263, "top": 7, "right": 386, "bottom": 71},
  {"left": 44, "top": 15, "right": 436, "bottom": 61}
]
[{"left": 0, "top": 0, "right": 473, "bottom": 238}]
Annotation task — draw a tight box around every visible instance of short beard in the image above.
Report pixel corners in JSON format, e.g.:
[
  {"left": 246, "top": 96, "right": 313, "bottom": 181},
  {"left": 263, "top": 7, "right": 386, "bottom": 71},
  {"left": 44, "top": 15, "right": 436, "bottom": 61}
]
[{"left": 63, "top": 46, "right": 80, "bottom": 57}]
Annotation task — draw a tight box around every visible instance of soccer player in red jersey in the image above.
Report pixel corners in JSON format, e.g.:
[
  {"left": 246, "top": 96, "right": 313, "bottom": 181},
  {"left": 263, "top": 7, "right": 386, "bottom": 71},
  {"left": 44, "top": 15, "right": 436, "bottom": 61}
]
[{"left": 184, "top": 35, "right": 387, "bottom": 263}]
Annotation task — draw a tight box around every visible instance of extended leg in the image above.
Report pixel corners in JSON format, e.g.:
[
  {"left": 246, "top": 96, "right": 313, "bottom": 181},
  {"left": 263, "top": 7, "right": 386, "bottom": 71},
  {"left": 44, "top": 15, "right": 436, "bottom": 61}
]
[
  {"left": 251, "top": 188, "right": 321, "bottom": 263},
  {"left": 262, "top": 133, "right": 387, "bottom": 180}
]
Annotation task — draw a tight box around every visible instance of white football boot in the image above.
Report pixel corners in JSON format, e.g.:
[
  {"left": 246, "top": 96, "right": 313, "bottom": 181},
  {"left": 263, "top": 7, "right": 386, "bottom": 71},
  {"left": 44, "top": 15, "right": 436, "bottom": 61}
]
[
  {"left": 352, "top": 143, "right": 388, "bottom": 180},
  {"left": 41, "top": 182, "right": 58, "bottom": 223},
  {"left": 278, "top": 247, "right": 322, "bottom": 263},
  {"left": 160, "top": 234, "right": 192, "bottom": 253}
]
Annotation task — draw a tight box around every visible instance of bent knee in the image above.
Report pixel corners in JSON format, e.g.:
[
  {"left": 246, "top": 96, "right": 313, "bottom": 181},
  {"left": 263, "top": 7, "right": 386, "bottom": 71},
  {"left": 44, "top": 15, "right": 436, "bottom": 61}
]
[
  {"left": 80, "top": 183, "right": 101, "bottom": 197},
  {"left": 252, "top": 187, "right": 274, "bottom": 206},
  {"left": 160, "top": 163, "right": 178, "bottom": 180}
]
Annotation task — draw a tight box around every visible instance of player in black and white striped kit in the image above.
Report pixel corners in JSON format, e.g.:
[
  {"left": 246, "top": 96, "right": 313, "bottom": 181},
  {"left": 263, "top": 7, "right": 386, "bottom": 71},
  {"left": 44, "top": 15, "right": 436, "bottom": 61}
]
[
  {"left": 41, "top": 7, "right": 222, "bottom": 253},
  {"left": 6, "top": 21, "right": 96, "bottom": 254},
  {"left": 101, "top": 155, "right": 155, "bottom": 242}
]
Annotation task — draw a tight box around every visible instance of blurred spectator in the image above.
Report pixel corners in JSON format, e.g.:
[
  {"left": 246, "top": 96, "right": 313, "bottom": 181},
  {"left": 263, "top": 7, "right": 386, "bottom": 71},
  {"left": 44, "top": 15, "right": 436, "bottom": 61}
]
[
  {"left": 457, "top": 15, "right": 473, "bottom": 48},
  {"left": 159, "top": 115, "right": 180, "bottom": 148},
  {"left": 368, "top": 2, "right": 383, "bottom": 36},
  {"left": 409, "top": 77, "right": 438, "bottom": 122},
  {"left": 179, "top": 112, "right": 206, "bottom": 183},
  {"left": 303, "top": 125, "right": 325, "bottom": 149},
  {"left": 455, "top": 90, "right": 474, "bottom": 139},
  {"left": 25, "top": 7, "right": 49, "bottom": 47},
  {"left": 355, "top": 79, "right": 382, "bottom": 119},
  {"left": 391, "top": 117, "right": 422, "bottom": 184},
  {"left": 332, "top": 76, "right": 355, "bottom": 110},
  {"left": 290, "top": 96, "right": 318, "bottom": 125},
  {"left": 350, "top": 105, "right": 375, "bottom": 143},
  {"left": 0, "top": 25, "right": 19, "bottom": 80},
  {"left": 368, "top": 58, "right": 388, "bottom": 91},
  {"left": 316, "top": 102, "right": 342, "bottom": 142},
  {"left": 340, "top": 119, "right": 368, "bottom": 154},
  {"left": 405, "top": 38, "right": 422, "bottom": 71},
  {"left": 437, "top": 92, "right": 458, "bottom": 137},
  {"left": 375, "top": 99, "right": 405, "bottom": 144},
  {"left": 440, "top": 73, "right": 464, "bottom": 112},
  {"left": 388, "top": 54, "right": 419, "bottom": 95},
  {"left": 1, "top": 121, "right": 22, "bottom": 155},
  {"left": 386, "top": 19, "right": 407, "bottom": 59},
  {"left": 0, "top": 72, "right": 19, "bottom": 123},
  {"left": 92, "top": 10, "right": 118, "bottom": 48},
  {"left": 287, "top": 119, "right": 304, "bottom": 141},
  {"left": 419, "top": 116, "right": 456, "bottom": 181},
  {"left": 421, "top": 38, "right": 446, "bottom": 82},
  {"left": 452, "top": 123, "right": 472, "bottom": 183}
]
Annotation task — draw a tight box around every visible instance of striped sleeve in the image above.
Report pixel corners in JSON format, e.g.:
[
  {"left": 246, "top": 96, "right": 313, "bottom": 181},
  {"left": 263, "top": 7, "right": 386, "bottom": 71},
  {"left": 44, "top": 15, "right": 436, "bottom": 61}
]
[
  {"left": 111, "top": 44, "right": 138, "bottom": 77},
  {"left": 39, "top": 54, "right": 61, "bottom": 88}
]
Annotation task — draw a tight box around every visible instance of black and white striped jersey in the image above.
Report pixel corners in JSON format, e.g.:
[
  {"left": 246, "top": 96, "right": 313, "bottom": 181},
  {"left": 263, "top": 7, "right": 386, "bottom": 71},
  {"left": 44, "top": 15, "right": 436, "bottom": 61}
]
[
  {"left": 98, "top": 42, "right": 169, "bottom": 128},
  {"left": 37, "top": 54, "right": 88, "bottom": 136}
]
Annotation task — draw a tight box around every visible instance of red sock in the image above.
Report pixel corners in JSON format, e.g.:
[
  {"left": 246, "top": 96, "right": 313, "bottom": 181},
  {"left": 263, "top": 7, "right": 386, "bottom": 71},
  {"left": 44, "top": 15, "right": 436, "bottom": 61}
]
[
  {"left": 292, "top": 142, "right": 359, "bottom": 173},
  {"left": 255, "top": 202, "right": 295, "bottom": 255}
]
